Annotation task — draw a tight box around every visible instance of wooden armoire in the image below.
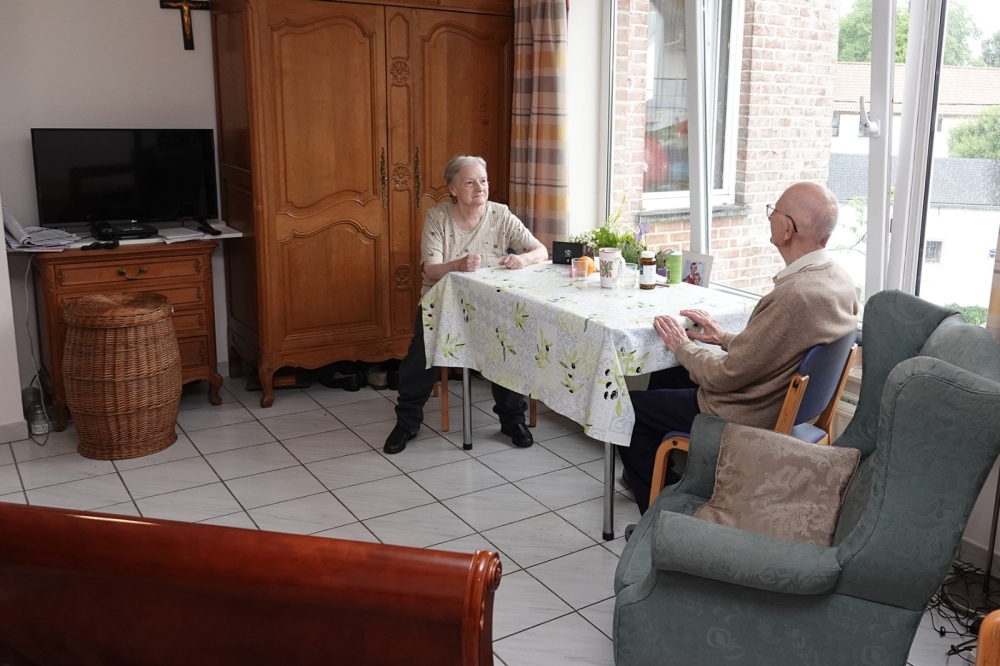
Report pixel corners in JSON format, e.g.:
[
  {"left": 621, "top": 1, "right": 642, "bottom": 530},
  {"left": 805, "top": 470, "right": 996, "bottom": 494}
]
[{"left": 210, "top": 0, "right": 514, "bottom": 407}]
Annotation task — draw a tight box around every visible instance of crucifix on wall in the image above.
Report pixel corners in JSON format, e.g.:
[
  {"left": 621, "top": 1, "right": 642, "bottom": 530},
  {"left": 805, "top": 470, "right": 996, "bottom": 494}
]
[{"left": 160, "top": 0, "right": 210, "bottom": 51}]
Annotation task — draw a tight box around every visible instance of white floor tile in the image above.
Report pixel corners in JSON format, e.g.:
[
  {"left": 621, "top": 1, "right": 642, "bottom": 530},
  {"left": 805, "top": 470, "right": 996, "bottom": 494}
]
[
  {"left": 177, "top": 402, "right": 255, "bottom": 432},
  {"left": 225, "top": 466, "right": 327, "bottom": 510},
  {"left": 0, "top": 464, "right": 22, "bottom": 495},
  {"left": 186, "top": 421, "right": 277, "bottom": 455},
  {"left": 307, "top": 450, "right": 401, "bottom": 491},
  {"left": 447, "top": 376, "right": 494, "bottom": 402},
  {"left": 364, "top": 502, "right": 474, "bottom": 548},
  {"left": 439, "top": 424, "right": 521, "bottom": 457},
  {"left": 178, "top": 382, "right": 236, "bottom": 411},
  {"left": 538, "top": 432, "right": 606, "bottom": 466},
  {"left": 443, "top": 484, "right": 548, "bottom": 532},
  {"left": 430, "top": 533, "right": 520, "bottom": 574},
  {"left": 326, "top": 397, "right": 399, "bottom": 427},
  {"left": 524, "top": 412, "right": 584, "bottom": 443},
  {"left": 0, "top": 491, "right": 26, "bottom": 504},
  {"left": 478, "top": 446, "right": 572, "bottom": 483},
  {"left": 10, "top": 426, "right": 83, "bottom": 462},
  {"left": 113, "top": 434, "right": 201, "bottom": 472},
  {"left": 556, "top": 495, "right": 640, "bottom": 542},
  {"left": 578, "top": 457, "right": 629, "bottom": 492},
  {"left": 0, "top": 443, "right": 13, "bottom": 466},
  {"left": 249, "top": 492, "right": 355, "bottom": 535},
  {"left": 136, "top": 482, "right": 243, "bottom": 522},
  {"left": 602, "top": 537, "right": 627, "bottom": 557},
  {"left": 119, "top": 457, "right": 220, "bottom": 499},
  {"left": 527, "top": 545, "right": 619, "bottom": 610},
  {"left": 425, "top": 404, "right": 499, "bottom": 436},
  {"left": 379, "top": 435, "right": 471, "bottom": 473},
  {"left": 312, "top": 521, "right": 381, "bottom": 543},
  {"left": 18, "top": 453, "right": 116, "bottom": 490},
  {"left": 483, "top": 512, "right": 597, "bottom": 569},
  {"left": 334, "top": 475, "right": 435, "bottom": 520},
  {"left": 579, "top": 598, "right": 616, "bottom": 639},
  {"left": 241, "top": 390, "right": 322, "bottom": 419},
  {"left": 259, "top": 409, "right": 346, "bottom": 441},
  {"left": 205, "top": 442, "right": 300, "bottom": 480},
  {"left": 494, "top": 613, "right": 613, "bottom": 666},
  {"left": 282, "top": 429, "right": 372, "bottom": 464},
  {"left": 409, "top": 458, "right": 507, "bottom": 500},
  {"left": 200, "top": 511, "right": 258, "bottom": 530},
  {"left": 492, "top": 571, "right": 573, "bottom": 639},
  {"left": 26, "top": 473, "right": 131, "bottom": 511},
  {"left": 349, "top": 419, "right": 440, "bottom": 449},
  {"left": 90, "top": 501, "right": 141, "bottom": 517},
  {"left": 305, "top": 386, "right": 386, "bottom": 409},
  {"left": 514, "top": 467, "right": 605, "bottom": 511}
]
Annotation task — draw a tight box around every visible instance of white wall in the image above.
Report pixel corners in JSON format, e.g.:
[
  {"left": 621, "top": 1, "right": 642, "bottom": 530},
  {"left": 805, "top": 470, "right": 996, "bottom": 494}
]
[
  {"left": 566, "top": 0, "right": 606, "bottom": 235},
  {"left": 0, "top": 0, "right": 227, "bottom": 397}
]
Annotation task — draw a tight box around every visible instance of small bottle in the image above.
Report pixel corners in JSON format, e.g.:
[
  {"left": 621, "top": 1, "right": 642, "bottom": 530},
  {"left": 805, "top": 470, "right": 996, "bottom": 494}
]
[{"left": 639, "top": 250, "right": 657, "bottom": 290}]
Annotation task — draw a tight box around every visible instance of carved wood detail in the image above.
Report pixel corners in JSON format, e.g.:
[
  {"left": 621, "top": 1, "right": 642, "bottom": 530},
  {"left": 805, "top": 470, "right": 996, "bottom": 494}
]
[
  {"left": 393, "top": 265, "right": 412, "bottom": 291},
  {"left": 389, "top": 59, "right": 409, "bottom": 83}
]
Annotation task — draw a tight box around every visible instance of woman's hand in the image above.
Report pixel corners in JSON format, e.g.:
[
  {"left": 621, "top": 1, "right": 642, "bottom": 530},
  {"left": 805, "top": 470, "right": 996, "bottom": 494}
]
[
  {"left": 679, "top": 309, "right": 725, "bottom": 345},
  {"left": 500, "top": 253, "right": 525, "bottom": 270},
  {"left": 653, "top": 315, "right": 689, "bottom": 353},
  {"left": 457, "top": 253, "right": 483, "bottom": 272}
]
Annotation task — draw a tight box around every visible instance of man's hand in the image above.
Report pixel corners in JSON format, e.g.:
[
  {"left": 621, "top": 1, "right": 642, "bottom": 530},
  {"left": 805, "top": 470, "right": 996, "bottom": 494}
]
[
  {"left": 680, "top": 309, "right": 726, "bottom": 345},
  {"left": 499, "top": 253, "right": 526, "bottom": 270},
  {"left": 456, "top": 253, "right": 483, "bottom": 272},
  {"left": 653, "top": 315, "right": 689, "bottom": 353}
]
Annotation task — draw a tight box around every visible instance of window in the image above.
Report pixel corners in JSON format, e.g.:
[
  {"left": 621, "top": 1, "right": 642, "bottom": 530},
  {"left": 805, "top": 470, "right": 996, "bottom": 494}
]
[
  {"left": 936, "top": 116, "right": 943, "bottom": 132},
  {"left": 832, "top": 114, "right": 841, "bottom": 138},
  {"left": 924, "top": 241, "right": 942, "bottom": 264}
]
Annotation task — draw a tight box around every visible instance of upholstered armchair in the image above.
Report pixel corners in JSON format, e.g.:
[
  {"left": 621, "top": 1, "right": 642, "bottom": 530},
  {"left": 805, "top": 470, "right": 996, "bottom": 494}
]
[{"left": 613, "top": 290, "right": 1000, "bottom": 666}]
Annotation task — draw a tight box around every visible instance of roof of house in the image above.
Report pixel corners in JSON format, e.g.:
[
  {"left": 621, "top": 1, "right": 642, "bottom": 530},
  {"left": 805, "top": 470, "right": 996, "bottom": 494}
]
[
  {"left": 834, "top": 62, "right": 1000, "bottom": 117},
  {"left": 829, "top": 152, "right": 1000, "bottom": 208}
]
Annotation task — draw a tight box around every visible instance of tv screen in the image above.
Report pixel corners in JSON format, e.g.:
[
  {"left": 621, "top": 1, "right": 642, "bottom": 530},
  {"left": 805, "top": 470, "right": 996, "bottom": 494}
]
[{"left": 31, "top": 128, "right": 219, "bottom": 227}]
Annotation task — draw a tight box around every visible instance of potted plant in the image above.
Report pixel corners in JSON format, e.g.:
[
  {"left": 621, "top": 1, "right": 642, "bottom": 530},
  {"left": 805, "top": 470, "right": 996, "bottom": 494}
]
[{"left": 569, "top": 197, "right": 649, "bottom": 262}]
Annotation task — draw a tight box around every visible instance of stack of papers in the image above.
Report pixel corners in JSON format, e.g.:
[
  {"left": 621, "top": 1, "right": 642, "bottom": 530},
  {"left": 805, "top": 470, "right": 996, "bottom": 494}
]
[
  {"left": 158, "top": 226, "right": 205, "bottom": 244},
  {"left": 3, "top": 208, "right": 79, "bottom": 251}
]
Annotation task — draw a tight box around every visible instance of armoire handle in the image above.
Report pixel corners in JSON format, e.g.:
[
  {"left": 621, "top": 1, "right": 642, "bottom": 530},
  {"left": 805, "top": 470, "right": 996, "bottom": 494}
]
[
  {"left": 380, "top": 148, "right": 387, "bottom": 210},
  {"left": 414, "top": 147, "right": 420, "bottom": 208}
]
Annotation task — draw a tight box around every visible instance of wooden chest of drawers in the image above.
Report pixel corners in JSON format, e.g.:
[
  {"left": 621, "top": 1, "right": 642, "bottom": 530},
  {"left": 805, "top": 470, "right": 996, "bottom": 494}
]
[{"left": 33, "top": 242, "right": 223, "bottom": 431}]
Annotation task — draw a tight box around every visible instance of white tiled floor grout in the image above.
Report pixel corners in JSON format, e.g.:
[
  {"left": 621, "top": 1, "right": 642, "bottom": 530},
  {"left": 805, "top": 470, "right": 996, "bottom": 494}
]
[{"left": 1, "top": 376, "right": 958, "bottom": 665}]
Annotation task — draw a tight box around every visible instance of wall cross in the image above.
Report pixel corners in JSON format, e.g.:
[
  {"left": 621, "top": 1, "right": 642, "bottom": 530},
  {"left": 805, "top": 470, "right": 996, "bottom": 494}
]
[{"left": 160, "top": 0, "right": 210, "bottom": 51}]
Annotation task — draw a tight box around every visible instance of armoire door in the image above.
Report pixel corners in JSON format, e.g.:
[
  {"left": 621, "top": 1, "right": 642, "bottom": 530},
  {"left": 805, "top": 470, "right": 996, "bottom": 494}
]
[
  {"left": 385, "top": 8, "right": 514, "bottom": 324},
  {"left": 262, "top": 0, "right": 391, "bottom": 351}
]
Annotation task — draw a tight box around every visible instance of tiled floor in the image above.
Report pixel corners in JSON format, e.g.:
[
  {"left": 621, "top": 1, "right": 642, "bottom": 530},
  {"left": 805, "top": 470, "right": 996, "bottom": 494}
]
[{"left": 0, "top": 376, "right": 966, "bottom": 664}]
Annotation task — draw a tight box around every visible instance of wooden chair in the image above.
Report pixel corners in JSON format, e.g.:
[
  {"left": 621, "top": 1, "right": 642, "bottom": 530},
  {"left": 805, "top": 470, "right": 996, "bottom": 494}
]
[
  {"left": 649, "top": 331, "right": 860, "bottom": 507},
  {"left": 0, "top": 503, "right": 501, "bottom": 666},
  {"left": 433, "top": 368, "right": 537, "bottom": 431},
  {"left": 977, "top": 609, "right": 1000, "bottom": 665}
]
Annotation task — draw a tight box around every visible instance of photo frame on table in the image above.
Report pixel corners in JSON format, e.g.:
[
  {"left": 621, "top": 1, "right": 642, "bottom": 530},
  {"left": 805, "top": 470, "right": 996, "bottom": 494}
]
[{"left": 681, "top": 251, "right": 713, "bottom": 288}]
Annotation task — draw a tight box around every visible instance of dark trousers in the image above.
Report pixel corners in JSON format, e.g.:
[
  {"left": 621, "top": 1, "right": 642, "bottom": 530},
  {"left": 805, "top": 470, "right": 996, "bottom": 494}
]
[
  {"left": 395, "top": 306, "right": 527, "bottom": 433},
  {"left": 618, "top": 366, "right": 701, "bottom": 515}
]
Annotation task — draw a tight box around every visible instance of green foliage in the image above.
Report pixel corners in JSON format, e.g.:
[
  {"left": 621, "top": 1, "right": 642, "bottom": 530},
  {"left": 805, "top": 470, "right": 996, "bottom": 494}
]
[
  {"left": 838, "top": 0, "right": 980, "bottom": 66},
  {"left": 948, "top": 106, "right": 1000, "bottom": 160},
  {"left": 945, "top": 303, "right": 988, "bottom": 326},
  {"left": 570, "top": 195, "right": 647, "bottom": 263},
  {"left": 983, "top": 31, "right": 1000, "bottom": 68}
]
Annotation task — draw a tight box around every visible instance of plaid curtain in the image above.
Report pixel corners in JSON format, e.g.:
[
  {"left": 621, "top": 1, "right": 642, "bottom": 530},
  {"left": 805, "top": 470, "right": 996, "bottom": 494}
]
[
  {"left": 509, "top": 0, "right": 569, "bottom": 252},
  {"left": 990, "top": 230, "right": 1000, "bottom": 340}
]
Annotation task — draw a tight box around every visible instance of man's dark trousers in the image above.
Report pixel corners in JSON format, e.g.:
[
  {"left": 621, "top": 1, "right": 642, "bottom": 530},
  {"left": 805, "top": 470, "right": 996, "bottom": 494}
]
[
  {"left": 618, "top": 366, "right": 701, "bottom": 514},
  {"left": 394, "top": 306, "right": 527, "bottom": 434}
]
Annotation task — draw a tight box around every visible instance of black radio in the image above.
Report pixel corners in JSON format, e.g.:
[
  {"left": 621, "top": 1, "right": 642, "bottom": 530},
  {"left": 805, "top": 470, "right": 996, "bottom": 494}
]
[{"left": 91, "top": 220, "right": 158, "bottom": 240}]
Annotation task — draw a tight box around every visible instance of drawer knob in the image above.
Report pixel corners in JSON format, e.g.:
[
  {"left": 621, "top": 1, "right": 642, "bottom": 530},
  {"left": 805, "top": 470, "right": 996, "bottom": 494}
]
[{"left": 118, "top": 267, "right": 148, "bottom": 281}]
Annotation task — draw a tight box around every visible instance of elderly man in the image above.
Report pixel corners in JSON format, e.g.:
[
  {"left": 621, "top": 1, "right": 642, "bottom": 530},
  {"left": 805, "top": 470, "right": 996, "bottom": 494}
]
[{"left": 620, "top": 182, "right": 859, "bottom": 514}]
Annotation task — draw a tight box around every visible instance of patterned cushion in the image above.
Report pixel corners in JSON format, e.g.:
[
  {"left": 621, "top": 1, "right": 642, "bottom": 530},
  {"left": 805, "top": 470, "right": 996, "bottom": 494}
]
[{"left": 693, "top": 423, "right": 861, "bottom": 546}]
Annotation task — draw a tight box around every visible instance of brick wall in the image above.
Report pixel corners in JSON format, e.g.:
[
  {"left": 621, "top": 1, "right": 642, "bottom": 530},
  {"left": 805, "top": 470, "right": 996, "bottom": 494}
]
[{"left": 610, "top": 0, "right": 840, "bottom": 293}]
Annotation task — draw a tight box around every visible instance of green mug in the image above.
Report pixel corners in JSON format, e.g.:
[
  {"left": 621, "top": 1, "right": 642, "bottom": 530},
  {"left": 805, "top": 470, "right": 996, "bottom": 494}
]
[{"left": 667, "top": 251, "right": 682, "bottom": 284}]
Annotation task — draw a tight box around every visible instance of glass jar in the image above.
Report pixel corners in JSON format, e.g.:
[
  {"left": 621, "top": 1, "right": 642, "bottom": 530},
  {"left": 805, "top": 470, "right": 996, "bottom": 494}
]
[{"left": 639, "top": 250, "right": 657, "bottom": 289}]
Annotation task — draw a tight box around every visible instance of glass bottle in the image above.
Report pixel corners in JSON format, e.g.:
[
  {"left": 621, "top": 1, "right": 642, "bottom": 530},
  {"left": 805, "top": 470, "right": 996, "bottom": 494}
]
[{"left": 639, "top": 250, "right": 657, "bottom": 289}]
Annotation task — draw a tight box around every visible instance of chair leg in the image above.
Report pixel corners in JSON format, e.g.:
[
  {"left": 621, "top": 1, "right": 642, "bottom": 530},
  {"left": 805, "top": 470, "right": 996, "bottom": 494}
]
[
  {"left": 529, "top": 398, "right": 537, "bottom": 427},
  {"left": 649, "top": 435, "right": 690, "bottom": 508},
  {"left": 440, "top": 368, "right": 449, "bottom": 432}
]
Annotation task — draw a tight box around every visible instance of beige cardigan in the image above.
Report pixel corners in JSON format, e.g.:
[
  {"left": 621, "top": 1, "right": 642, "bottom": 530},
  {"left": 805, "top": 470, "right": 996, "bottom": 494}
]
[{"left": 674, "top": 261, "right": 859, "bottom": 429}]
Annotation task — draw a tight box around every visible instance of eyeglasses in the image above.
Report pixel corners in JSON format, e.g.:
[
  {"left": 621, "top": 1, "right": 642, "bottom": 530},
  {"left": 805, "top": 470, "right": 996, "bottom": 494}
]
[{"left": 766, "top": 204, "right": 798, "bottom": 234}]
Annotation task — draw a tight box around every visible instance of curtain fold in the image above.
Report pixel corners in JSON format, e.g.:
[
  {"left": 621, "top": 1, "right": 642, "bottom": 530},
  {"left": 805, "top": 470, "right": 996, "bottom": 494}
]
[
  {"left": 990, "top": 230, "right": 1000, "bottom": 340},
  {"left": 509, "top": 0, "right": 569, "bottom": 252}
]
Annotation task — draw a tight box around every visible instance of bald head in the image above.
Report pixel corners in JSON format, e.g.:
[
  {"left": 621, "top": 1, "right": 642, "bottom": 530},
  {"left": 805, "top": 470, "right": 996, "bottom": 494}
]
[{"left": 777, "top": 182, "right": 839, "bottom": 245}]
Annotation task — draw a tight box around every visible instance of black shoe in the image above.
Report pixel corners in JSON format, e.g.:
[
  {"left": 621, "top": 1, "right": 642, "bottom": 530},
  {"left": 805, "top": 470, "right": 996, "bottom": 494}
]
[
  {"left": 500, "top": 422, "right": 533, "bottom": 448},
  {"left": 624, "top": 524, "right": 636, "bottom": 541},
  {"left": 383, "top": 425, "right": 417, "bottom": 454}
]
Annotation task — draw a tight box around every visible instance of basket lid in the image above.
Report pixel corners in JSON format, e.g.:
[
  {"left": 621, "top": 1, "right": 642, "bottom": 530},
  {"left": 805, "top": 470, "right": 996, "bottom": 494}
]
[{"left": 63, "top": 293, "right": 172, "bottom": 328}]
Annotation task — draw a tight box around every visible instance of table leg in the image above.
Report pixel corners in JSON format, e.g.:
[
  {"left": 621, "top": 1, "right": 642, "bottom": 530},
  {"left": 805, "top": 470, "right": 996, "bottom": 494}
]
[
  {"left": 462, "top": 368, "right": 473, "bottom": 451},
  {"left": 603, "top": 442, "right": 615, "bottom": 541}
]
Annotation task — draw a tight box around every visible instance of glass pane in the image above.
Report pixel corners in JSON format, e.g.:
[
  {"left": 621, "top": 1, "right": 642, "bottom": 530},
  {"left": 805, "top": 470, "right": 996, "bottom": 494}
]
[{"left": 913, "top": 0, "right": 1000, "bottom": 326}]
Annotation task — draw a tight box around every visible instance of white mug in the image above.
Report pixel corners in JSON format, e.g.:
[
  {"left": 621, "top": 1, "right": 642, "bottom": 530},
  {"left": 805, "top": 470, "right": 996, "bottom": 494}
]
[{"left": 598, "top": 247, "right": 625, "bottom": 289}]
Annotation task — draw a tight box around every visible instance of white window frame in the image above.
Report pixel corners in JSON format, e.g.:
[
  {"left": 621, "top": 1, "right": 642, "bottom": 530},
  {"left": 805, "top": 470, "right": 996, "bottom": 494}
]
[{"left": 640, "top": 0, "right": 745, "bottom": 213}]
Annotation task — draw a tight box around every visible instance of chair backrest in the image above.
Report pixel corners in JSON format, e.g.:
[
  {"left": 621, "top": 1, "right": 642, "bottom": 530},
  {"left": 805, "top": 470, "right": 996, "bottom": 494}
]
[
  {"left": 794, "top": 330, "right": 859, "bottom": 424},
  {"left": 0, "top": 503, "right": 501, "bottom": 666}
]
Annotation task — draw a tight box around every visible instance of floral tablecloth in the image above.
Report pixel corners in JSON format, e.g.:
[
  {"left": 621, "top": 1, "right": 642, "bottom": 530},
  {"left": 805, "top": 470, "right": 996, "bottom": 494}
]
[{"left": 421, "top": 263, "right": 756, "bottom": 446}]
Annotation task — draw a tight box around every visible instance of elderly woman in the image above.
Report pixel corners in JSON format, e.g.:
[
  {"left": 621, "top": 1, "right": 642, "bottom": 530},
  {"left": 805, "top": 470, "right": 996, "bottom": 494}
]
[{"left": 384, "top": 155, "right": 548, "bottom": 454}]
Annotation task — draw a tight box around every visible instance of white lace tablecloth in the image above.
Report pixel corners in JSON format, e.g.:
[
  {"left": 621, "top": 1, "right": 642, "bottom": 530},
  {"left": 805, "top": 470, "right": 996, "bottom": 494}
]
[{"left": 421, "top": 263, "right": 755, "bottom": 446}]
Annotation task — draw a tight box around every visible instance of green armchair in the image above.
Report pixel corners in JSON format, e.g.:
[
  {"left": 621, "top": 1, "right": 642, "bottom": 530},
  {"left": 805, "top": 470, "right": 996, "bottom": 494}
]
[{"left": 613, "top": 290, "right": 1000, "bottom": 665}]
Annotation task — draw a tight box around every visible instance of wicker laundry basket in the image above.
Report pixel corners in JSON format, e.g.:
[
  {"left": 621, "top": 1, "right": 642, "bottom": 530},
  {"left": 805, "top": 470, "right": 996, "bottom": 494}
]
[{"left": 62, "top": 293, "right": 182, "bottom": 460}]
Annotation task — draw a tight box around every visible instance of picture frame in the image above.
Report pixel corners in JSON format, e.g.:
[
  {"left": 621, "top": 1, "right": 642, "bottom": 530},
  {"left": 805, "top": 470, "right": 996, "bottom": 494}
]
[{"left": 681, "top": 251, "right": 713, "bottom": 288}]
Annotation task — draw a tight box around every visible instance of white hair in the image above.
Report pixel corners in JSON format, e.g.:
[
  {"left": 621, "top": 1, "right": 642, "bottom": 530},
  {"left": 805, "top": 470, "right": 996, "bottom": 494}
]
[{"left": 443, "top": 155, "right": 488, "bottom": 188}]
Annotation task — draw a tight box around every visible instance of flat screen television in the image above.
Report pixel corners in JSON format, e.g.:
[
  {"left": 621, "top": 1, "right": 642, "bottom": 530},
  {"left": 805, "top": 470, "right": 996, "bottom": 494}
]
[{"left": 31, "top": 128, "right": 219, "bottom": 227}]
